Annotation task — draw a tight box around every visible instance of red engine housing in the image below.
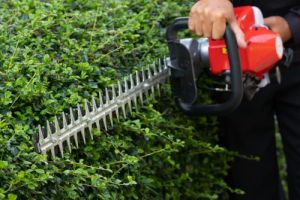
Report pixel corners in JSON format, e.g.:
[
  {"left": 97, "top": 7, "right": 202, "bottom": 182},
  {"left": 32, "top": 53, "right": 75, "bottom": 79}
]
[{"left": 209, "top": 6, "right": 283, "bottom": 79}]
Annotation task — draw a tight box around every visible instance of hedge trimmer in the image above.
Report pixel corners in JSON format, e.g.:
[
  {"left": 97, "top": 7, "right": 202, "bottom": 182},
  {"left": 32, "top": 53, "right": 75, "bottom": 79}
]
[{"left": 36, "top": 6, "right": 292, "bottom": 158}]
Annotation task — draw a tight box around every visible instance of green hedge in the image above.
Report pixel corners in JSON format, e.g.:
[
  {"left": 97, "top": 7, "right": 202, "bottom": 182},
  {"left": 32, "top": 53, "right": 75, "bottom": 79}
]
[{"left": 0, "top": 1, "right": 236, "bottom": 199}]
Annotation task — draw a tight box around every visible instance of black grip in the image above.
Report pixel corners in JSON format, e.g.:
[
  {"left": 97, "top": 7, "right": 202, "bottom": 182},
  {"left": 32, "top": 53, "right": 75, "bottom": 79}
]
[
  {"left": 167, "top": 18, "right": 243, "bottom": 116},
  {"left": 166, "top": 17, "right": 189, "bottom": 42}
]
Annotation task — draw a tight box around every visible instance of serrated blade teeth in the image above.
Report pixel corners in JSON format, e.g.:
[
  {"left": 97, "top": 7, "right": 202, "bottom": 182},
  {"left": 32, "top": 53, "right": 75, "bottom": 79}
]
[
  {"left": 59, "top": 142, "right": 64, "bottom": 158},
  {"left": 118, "top": 81, "right": 123, "bottom": 96},
  {"left": 46, "top": 120, "right": 51, "bottom": 135},
  {"left": 99, "top": 91, "right": 104, "bottom": 107},
  {"left": 124, "top": 78, "right": 129, "bottom": 93},
  {"left": 103, "top": 117, "right": 108, "bottom": 131},
  {"left": 109, "top": 112, "right": 113, "bottom": 126},
  {"left": 77, "top": 104, "right": 83, "bottom": 119},
  {"left": 122, "top": 103, "right": 126, "bottom": 118},
  {"left": 74, "top": 132, "right": 79, "bottom": 148},
  {"left": 92, "top": 96, "right": 97, "bottom": 112},
  {"left": 115, "top": 107, "right": 120, "bottom": 121},
  {"left": 51, "top": 147, "right": 56, "bottom": 159},
  {"left": 36, "top": 59, "right": 170, "bottom": 158},
  {"left": 95, "top": 120, "right": 101, "bottom": 134},
  {"left": 70, "top": 108, "right": 75, "bottom": 124},
  {"left": 142, "top": 68, "right": 146, "bottom": 82},
  {"left": 62, "top": 112, "right": 68, "bottom": 129},
  {"left": 67, "top": 137, "right": 72, "bottom": 153},
  {"left": 135, "top": 71, "right": 140, "bottom": 85},
  {"left": 84, "top": 100, "right": 90, "bottom": 116},
  {"left": 153, "top": 63, "right": 158, "bottom": 75},
  {"left": 54, "top": 117, "right": 61, "bottom": 134},
  {"left": 159, "top": 60, "right": 163, "bottom": 72},
  {"left": 105, "top": 88, "right": 110, "bottom": 104},
  {"left": 81, "top": 128, "right": 86, "bottom": 144},
  {"left": 133, "top": 94, "right": 138, "bottom": 110},
  {"left": 128, "top": 99, "right": 133, "bottom": 115},
  {"left": 147, "top": 67, "right": 152, "bottom": 79},
  {"left": 156, "top": 83, "right": 161, "bottom": 97},
  {"left": 112, "top": 85, "right": 116, "bottom": 100},
  {"left": 139, "top": 91, "right": 144, "bottom": 104},
  {"left": 88, "top": 123, "right": 94, "bottom": 140},
  {"left": 38, "top": 125, "right": 44, "bottom": 144},
  {"left": 130, "top": 74, "right": 134, "bottom": 89}
]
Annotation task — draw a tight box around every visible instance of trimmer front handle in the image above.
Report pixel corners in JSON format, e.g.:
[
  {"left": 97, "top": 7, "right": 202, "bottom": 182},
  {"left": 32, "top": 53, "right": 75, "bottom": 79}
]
[{"left": 166, "top": 17, "right": 243, "bottom": 116}]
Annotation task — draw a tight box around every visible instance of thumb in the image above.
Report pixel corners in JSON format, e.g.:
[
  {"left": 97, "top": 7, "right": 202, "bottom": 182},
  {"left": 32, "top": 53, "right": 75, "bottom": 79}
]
[
  {"left": 229, "top": 20, "right": 247, "bottom": 48},
  {"left": 264, "top": 17, "right": 275, "bottom": 27}
]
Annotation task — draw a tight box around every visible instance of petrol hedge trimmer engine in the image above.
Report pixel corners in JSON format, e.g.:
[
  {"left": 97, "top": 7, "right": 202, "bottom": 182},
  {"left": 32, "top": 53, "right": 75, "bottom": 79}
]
[{"left": 167, "top": 6, "right": 286, "bottom": 115}]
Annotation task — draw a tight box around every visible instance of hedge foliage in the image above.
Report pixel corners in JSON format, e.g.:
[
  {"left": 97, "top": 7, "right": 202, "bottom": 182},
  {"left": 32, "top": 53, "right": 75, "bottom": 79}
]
[{"left": 0, "top": 0, "right": 236, "bottom": 199}]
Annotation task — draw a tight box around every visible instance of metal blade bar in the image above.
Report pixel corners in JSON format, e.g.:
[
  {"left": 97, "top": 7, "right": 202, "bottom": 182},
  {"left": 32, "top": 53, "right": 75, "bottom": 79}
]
[{"left": 36, "top": 59, "right": 170, "bottom": 157}]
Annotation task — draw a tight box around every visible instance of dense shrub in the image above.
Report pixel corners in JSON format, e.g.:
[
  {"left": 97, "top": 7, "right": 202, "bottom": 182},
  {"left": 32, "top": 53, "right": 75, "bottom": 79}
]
[{"left": 0, "top": 0, "right": 235, "bottom": 199}]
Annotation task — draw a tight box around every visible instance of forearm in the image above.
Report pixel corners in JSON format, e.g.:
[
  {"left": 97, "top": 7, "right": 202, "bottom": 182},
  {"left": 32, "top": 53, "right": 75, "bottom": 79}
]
[{"left": 284, "top": 6, "right": 300, "bottom": 46}]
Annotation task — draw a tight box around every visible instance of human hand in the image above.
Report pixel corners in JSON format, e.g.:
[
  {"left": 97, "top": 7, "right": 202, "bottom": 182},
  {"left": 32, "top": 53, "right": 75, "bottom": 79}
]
[
  {"left": 264, "top": 16, "right": 292, "bottom": 42},
  {"left": 188, "top": 0, "right": 247, "bottom": 48}
]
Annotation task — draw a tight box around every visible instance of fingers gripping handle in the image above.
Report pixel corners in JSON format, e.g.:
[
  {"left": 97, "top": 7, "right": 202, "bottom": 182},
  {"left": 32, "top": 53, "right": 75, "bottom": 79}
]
[{"left": 167, "top": 18, "right": 243, "bottom": 115}]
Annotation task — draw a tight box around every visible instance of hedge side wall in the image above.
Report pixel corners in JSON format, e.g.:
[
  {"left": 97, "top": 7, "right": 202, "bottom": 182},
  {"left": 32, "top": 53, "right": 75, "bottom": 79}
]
[{"left": 0, "top": 1, "right": 236, "bottom": 199}]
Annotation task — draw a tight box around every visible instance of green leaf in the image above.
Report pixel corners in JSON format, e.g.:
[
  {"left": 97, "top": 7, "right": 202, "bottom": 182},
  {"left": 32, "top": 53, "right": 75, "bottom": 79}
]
[
  {"left": 8, "top": 194, "right": 17, "bottom": 200},
  {"left": 0, "top": 161, "right": 8, "bottom": 169}
]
